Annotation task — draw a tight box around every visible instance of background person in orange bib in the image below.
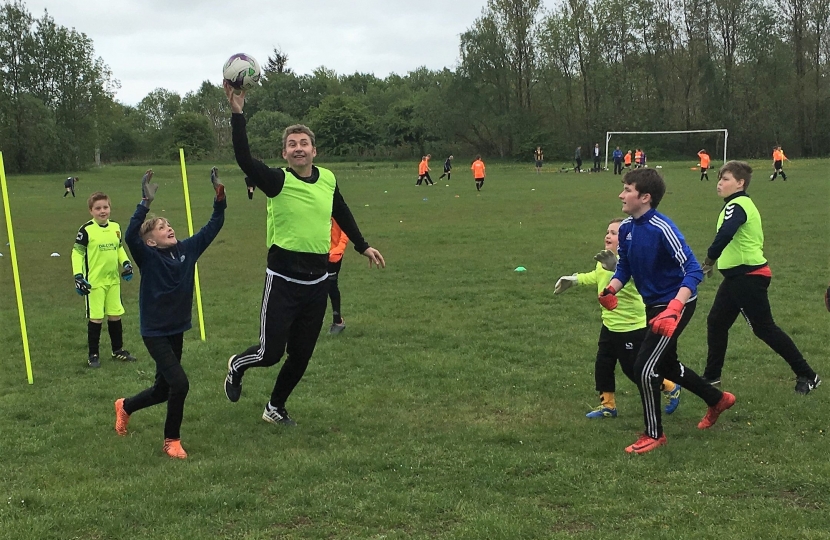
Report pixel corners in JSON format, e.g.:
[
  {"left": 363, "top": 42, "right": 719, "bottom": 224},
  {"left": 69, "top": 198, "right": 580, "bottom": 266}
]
[
  {"left": 471, "top": 155, "right": 486, "bottom": 191},
  {"left": 624, "top": 150, "right": 632, "bottom": 170},
  {"left": 698, "top": 149, "right": 711, "bottom": 181},
  {"left": 416, "top": 155, "right": 434, "bottom": 186},
  {"left": 770, "top": 146, "right": 788, "bottom": 181},
  {"left": 327, "top": 218, "right": 349, "bottom": 335}
]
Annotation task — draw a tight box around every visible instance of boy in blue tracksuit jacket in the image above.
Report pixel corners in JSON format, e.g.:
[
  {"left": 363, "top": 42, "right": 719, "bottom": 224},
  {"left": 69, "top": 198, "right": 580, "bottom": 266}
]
[
  {"left": 114, "top": 168, "right": 226, "bottom": 459},
  {"left": 612, "top": 147, "right": 624, "bottom": 175},
  {"left": 599, "top": 168, "right": 735, "bottom": 454}
]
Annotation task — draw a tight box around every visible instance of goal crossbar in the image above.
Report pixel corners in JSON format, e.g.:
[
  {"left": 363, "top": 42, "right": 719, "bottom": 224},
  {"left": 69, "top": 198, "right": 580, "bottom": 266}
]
[{"left": 604, "top": 129, "right": 728, "bottom": 170}]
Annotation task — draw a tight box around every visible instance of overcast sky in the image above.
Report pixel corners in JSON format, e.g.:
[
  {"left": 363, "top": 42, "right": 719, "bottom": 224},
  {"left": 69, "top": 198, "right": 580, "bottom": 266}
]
[{"left": 24, "top": 0, "right": 489, "bottom": 106}]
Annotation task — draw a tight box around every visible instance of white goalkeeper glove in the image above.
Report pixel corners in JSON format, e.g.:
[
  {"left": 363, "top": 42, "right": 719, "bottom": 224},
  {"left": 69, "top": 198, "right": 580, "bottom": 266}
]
[
  {"left": 593, "top": 249, "right": 618, "bottom": 271},
  {"left": 554, "top": 274, "right": 578, "bottom": 294}
]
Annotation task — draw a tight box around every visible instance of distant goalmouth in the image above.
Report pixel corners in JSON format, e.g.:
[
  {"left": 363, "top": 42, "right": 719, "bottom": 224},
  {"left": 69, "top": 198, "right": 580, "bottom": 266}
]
[{"left": 604, "top": 129, "right": 728, "bottom": 170}]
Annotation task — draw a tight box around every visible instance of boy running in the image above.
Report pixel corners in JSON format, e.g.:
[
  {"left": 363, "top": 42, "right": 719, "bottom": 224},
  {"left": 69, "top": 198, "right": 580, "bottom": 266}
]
[
  {"left": 555, "top": 218, "right": 682, "bottom": 419},
  {"left": 602, "top": 168, "right": 735, "bottom": 454},
  {"left": 72, "top": 192, "right": 136, "bottom": 368},
  {"left": 770, "top": 146, "right": 788, "bottom": 181},
  {"left": 327, "top": 218, "right": 349, "bottom": 335},
  {"left": 700, "top": 161, "right": 820, "bottom": 393},
  {"left": 698, "top": 149, "right": 711, "bottom": 181},
  {"left": 471, "top": 155, "right": 486, "bottom": 191},
  {"left": 115, "top": 169, "right": 226, "bottom": 459}
]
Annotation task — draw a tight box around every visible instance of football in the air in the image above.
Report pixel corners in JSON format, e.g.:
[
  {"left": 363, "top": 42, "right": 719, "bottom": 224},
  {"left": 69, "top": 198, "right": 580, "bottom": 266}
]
[{"left": 223, "top": 53, "right": 261, "bottom": 90}]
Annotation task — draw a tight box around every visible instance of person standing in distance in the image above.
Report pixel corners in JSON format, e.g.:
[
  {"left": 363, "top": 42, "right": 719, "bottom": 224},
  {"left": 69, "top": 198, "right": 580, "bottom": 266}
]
[
  {"left": 222, "top": 81, "right": 385, "bottom": 427},
  {"left": 698, "top": 149, "right": 711, "bottom": 181},
  {"left": 593, "top": 143, "right": 601, "bottom": 172},
  {"left": 612, "top": 146, "right": 624, "bottom": 175},
  {"left": 534, "top": 147, "right": 543, "bottom": 174},
  {"left": 471, "top": 155, "right": 486, "bottom": 191}
]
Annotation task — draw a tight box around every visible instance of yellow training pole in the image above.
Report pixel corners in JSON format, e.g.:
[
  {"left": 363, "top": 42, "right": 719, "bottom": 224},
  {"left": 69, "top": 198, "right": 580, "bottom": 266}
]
[
  {"left": 0, "top": 152, "right": 34, "bottom": 383},
  {"left": 178, "top": 148, "right": 206, "bottom": 341}
]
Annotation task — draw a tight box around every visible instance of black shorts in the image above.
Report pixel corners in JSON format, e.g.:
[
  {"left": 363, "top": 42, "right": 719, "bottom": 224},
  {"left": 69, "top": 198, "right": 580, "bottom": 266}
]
[
  {"left": 701, "top": 166, "right": 708, "bottom": 172},
  {"left": 475, "top": 177, "right": 484, "bottom": 183},
  {"left": 444, "top": 167, "right": 451, "bottom": 173},
  {"left": 535, "top": 160, "right": 543, "bottom": 168},
  {"left": 774, "top": 160, "right": 783, "bottom": 170}
]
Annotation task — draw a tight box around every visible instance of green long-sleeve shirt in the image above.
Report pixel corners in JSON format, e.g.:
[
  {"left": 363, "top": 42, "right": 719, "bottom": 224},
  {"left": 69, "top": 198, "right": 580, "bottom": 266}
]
[{"left": 577, "top": 262, "right": 646, "bottom": 332}]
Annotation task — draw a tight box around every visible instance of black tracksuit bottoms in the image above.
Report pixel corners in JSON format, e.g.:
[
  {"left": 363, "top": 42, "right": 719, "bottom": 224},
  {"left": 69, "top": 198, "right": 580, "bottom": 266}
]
[
  {"left": 704, "top": 274, "right": 815, "bottom": 380},
  {"left": 231, "top": 272, "right": 328, "bottom": 408},
  {"left": 635, "top": 299, "right": 723, "bottom": 439},
  {"left": 124, "top": 333, "right": 188, "bottom": 440}
]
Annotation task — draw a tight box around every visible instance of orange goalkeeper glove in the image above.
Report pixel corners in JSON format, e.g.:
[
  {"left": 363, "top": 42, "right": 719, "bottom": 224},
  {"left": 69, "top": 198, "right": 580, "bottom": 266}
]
[
  {"left": 598, "top": 286, "right": 618, "bottom": 310},
  {"left": 649, "top": 299, "right": 685, "bottom": 337}
]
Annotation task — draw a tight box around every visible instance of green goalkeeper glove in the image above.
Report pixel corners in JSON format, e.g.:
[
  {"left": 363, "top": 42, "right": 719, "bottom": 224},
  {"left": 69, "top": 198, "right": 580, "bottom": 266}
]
[
  {"left": 554, "top": 274, "right": 578, "bottom": 294},
  {"left": 702, "top": 257, "right": 715, "bottom": 279},
  {"left": 593, "top": 249, "right": 617, "bottom": 272},
  {"left": 141, "top": 169, "right": 157, "bottom": 205}
]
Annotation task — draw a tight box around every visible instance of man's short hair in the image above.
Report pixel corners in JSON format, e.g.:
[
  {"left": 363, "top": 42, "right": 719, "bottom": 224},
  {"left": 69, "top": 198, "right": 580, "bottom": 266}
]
[
  {"left": 139, "top": 216, "right": 168, "bottom": 242},
  {"left": 282, "top": 124, "right": 316, "bottom": 149},
  {"left": 87, "top": 192, "right": 110, "bottom": 209},
  {"left": 623, "top": 168, "right": 666, "bottom": 208},
  {"left": 718, "top": 160, "right": 753, "bottom": 190}
]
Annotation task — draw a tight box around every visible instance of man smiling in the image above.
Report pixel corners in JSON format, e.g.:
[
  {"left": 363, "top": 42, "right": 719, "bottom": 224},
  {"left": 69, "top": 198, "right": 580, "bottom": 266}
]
[{"left": 221, "top": 81, "right": 385, "bottom": 428}]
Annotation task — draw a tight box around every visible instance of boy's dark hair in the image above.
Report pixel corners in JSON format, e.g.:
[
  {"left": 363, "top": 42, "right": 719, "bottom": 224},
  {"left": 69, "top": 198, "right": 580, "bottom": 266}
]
[
  {"left": 475, "top": 154, "right": 481, "bottom": 160},
  {"left": 718, "top": 160, "right": 753, "bottom": 190},
  {"left": 87, "top": 192, "right": 110, "bottom": 209},
  {"left": 282, "top": 124, "right": 315, "bottom": 149},
  {"left": 622, "top": 168, "right": 666, "bottom": 208}
]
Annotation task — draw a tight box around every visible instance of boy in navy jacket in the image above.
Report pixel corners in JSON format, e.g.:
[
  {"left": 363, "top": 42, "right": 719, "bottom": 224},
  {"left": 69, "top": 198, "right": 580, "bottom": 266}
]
[
  {"left": 114, "top": 169, "right": 226, "bottom": 459},
  {"left": 600, "top": 168, "right": 735, "bottom": 454}
]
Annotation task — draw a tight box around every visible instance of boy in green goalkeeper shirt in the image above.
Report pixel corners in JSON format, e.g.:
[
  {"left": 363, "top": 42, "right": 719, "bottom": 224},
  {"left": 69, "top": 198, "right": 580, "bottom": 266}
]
[
  {"left": 72, "top": 192, "right": 137, "bottom": 368},
  {"left": 555, "top": 218, "right": 682, "bottom": 417}
]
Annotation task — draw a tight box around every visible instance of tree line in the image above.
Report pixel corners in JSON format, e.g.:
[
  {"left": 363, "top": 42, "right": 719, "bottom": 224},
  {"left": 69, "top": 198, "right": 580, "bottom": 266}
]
[{"left": 1, "top": 0, "right": 828, "bottom": 174}]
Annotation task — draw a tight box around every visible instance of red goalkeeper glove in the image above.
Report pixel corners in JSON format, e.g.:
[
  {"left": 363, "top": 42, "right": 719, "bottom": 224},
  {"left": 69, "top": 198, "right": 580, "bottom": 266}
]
[
  {"left": 649, "top": 299, "right": 685, "bottom": 337},
  {"left": 598, "top": 286, "right": 618, "bottom": 310}
]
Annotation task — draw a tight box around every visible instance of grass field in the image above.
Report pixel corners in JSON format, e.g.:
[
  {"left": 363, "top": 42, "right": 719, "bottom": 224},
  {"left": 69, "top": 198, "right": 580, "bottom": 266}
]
[{"left": 1, "top": 158, "right": 829, "bottom": 539}]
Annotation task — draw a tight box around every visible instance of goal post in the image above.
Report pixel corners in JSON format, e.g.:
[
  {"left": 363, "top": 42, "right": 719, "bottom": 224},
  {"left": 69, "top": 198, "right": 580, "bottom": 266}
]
[{"left": 604, "top": 129, "right": 728, "bottom": 170}]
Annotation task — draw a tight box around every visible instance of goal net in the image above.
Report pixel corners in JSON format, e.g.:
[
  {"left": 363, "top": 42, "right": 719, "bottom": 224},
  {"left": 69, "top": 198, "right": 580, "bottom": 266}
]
[{"left": 604, "top": 129, "right": 728, "bottom": 170}]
